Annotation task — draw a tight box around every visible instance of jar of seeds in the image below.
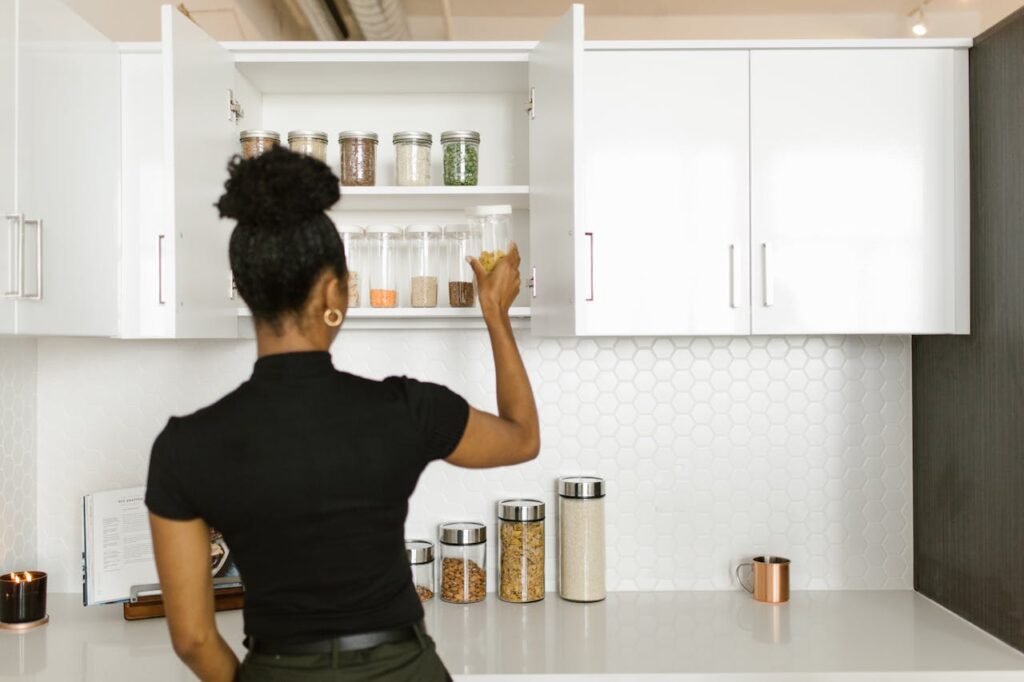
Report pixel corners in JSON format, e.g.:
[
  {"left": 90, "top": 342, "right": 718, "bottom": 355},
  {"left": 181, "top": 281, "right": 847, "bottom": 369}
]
[
  {"left": 239, "top": 130, "right": 280, "bottom": 159},
  {"left": 337, "top": 224, "right": 365, "bottom": 308},
  {"left": 339, "top": 131, "right": 378, "bottom": 186},
  {"left": 498, "top": 499, "right": 545, "bottom": 603},
  {"left": 406, "top": 225, "right": 442, "bottom": 308},
  {"left": 287, "top": 130, "right": 328, "bottom": 162},
  {"left": 393, "top": 131, "right": 432, "bottom": 186},
  {"left": 438, "top": 522, "right": 487, "bottom": 604},
  {"left": 406, "top": 539, "right": 436, "bottom": 602},
  {"left": 441, "top": 130, "right": 480, "bottom": 186},
  {"left": 445, "top": 224, "right": 478, "bottom": 308}
]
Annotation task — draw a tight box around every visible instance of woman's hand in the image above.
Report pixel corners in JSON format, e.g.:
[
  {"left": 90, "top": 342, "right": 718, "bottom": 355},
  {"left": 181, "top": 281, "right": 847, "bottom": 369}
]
[{"left": 468, "top": 242, "right": 522, "bottom": 320}]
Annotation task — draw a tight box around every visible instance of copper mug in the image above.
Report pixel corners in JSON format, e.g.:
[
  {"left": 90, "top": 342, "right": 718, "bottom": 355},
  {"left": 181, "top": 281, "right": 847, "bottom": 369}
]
[{"left": 736, "top": 556, "right": 790, "bottom": 604}]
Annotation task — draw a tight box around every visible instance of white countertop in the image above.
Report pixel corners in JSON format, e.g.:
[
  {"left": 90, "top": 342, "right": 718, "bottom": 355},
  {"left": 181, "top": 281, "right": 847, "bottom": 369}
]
[{"left": 2, "top": 591, "right": 1023, "bottom": 680}]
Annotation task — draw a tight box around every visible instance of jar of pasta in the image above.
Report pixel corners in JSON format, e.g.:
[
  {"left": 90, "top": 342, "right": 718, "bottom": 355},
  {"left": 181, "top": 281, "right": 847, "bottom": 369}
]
[
  {"left": 337, "top": 224, "right": 364, "bottom": 308},
  {"left": 239, "top": 130, "right": 279, "bottom": 159},
  {"left": 338, "top": 131, "right": 378, "bottom": 186},
  {"left": 466, "top": 205, "right": 512, "bottom": 274},
  {"left": 498, "top": 499, "right": 545, "bottom": 603},
  {"left": 438, "top": 522, "right": 487, "bottom": 604},
  {"left": 287, "top": 130, "right": 328, "bottom": 162},
  {"left": 393, "top": 131, "right": 432, "bottom": 186},
  {"left": 366, "top": 225, "right": 402, "bottom": 308}
]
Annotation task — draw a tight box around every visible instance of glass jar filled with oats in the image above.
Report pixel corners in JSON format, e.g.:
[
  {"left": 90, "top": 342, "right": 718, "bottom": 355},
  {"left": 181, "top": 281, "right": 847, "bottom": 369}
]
[
  {"left": 558, "top": 476, "right": 606, "bottom": 602},
  {"left": 438, "top": 522, "right": 487, "bottom": 604},
  {"left": 287, "top": 130, "right": 328, "bottom": 162},
  {"left": 498, "top": 499, "right": 545, "bottom": 603}
]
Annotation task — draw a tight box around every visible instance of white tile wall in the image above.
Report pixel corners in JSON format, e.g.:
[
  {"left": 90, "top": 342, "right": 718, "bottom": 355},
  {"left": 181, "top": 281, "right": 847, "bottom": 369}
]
[
  {"left": 35, "top": 332, "right": 912, "bottom": 594},
  {"left": 0, "top": 338, "right": 37, "bottom": 573}
]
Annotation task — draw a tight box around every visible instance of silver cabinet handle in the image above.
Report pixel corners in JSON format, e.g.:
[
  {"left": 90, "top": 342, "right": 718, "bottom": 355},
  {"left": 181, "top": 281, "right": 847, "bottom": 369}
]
[
  {"left": 22, "top": 218, "right": 41, "bottom": 301},
  {"left": 530, "top": 266, "right": 537, "bottom": 298},
  {"left": 730, "top": 243, "right": 740, "bottom": 309},
  {"left": 157, "top": 234, "right": 166, "bottom": 305},
  {"left": 762, "top": 242, "right": 773, "bottom": 307},
  {"left": 3, "top": 214, "right": 21, "bottom": 298},
  {"left": 585, "top": 232, "right": 594, "bottom": 302}
]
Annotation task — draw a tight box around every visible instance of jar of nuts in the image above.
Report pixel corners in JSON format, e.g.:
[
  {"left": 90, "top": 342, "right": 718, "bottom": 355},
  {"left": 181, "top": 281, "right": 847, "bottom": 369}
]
[
  {"left": 497, "top": 499, "right": 545, "bottom": 603},
  {"left": 438, "top": 522, "right": 487, "bottom": 604},
  {"left": 405, "top": 539, "right": 435, "bottom": 602}
]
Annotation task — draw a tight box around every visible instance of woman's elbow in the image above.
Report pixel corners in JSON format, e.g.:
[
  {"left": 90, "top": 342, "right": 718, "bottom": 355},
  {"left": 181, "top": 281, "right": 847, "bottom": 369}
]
[
  {"left": 519, "top": 432, "right": 541, "bottom": 463},
  {"left": 170, "top": 626, "right": 212, "bottom": 662}
]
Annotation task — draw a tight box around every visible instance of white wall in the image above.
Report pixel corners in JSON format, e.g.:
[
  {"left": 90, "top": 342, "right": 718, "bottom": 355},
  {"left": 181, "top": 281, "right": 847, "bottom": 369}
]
[{"left": 0, "top": 338, "right": 37, "bottom": 573}]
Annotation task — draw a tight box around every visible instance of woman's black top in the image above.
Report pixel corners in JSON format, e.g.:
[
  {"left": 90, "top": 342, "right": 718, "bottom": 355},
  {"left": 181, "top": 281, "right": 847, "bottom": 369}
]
[{"left": 144, "top": 351, "right": 469, "bottom": 644}]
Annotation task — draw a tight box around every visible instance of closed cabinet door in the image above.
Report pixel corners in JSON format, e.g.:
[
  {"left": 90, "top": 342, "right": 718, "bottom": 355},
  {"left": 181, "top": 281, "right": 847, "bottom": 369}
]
[
  {"left": 578, "top": 50, "right": 750, "bottom": 336},
  {"left": 0, "top": 0, "right": 14, "bottom": 333},
  {"left": 750, "top": 49, "right": 966, "bottom": 334}
]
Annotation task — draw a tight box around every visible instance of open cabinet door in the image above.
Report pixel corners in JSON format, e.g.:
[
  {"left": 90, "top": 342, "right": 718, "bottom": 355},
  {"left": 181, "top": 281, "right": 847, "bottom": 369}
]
[
  {"left": 162, "top": 5, "right": 238, "bottom": 338},
  {"left": 0, "top": 0, "right": 14, "bottom": 334},
  {"left": 528, "top": 4, "right": 583, "bottom": 337}
]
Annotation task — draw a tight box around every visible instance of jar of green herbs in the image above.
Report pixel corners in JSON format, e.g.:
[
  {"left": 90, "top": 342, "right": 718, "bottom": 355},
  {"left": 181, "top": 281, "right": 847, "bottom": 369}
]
[{"left": 441, "top": 130, "right": 480, "bottom": 186}]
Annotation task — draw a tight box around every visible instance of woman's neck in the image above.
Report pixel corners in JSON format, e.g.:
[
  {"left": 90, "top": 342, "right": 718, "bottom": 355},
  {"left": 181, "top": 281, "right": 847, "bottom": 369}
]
[{"left": 254, "top": 322, "right": 331, "bottom": 358}]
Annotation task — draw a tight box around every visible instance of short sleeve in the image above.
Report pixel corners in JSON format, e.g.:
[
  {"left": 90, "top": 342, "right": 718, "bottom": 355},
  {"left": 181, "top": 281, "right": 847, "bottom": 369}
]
[
  {"left": 145, "top": 418, "right": 200, "bottom": 521},
  {"left": 387, "top": 377, "right": 470, "bottom": 463}
]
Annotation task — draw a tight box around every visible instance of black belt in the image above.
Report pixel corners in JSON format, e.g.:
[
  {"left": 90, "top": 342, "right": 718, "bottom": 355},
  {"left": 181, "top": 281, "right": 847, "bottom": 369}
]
[{"left": 246, "top": 622, "right": 420, "bottom": 656}]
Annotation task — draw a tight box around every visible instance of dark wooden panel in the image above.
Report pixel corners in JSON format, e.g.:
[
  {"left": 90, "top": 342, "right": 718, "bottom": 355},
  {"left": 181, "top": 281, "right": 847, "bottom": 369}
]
[{"left": 913, "top": 7, "right": 1024, "bottom": 652}]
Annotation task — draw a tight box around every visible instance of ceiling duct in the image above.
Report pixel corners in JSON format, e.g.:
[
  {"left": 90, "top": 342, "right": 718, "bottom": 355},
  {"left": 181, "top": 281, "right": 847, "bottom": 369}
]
[
  {"left": 346, "top": 0, "right": 411, "bottom": 40},
  {"left": 285, "top": 0, "right": 351, "bottom": 40}
]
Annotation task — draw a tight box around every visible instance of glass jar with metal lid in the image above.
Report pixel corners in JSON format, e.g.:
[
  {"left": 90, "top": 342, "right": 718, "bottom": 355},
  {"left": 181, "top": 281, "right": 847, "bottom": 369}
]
[
  {"left": 498, "top": 499, "right": 545, "bottom": 603},
  {"left": 406, "top": 539, "right": 436, "bottom": 602},
  {"left": 393, "top": 131, "right": 432, "bottom": 186},
  {"left": 239, "top": 130, "right": 280, "bottom": 160},
  {"left": 339, "top": 131, "right": 378, "bottom": 186},
  {"left": 438, "top": 522, "right": 487, "bottom": 604},
  {"left": 441, "top": 130, "right": 480, "bottom": 186},
  {"left": 287, "top": 130, "right": 328, "bottom": 162},
  {"left": 558, "top": 476, "right": 606, "bottom": 602}
]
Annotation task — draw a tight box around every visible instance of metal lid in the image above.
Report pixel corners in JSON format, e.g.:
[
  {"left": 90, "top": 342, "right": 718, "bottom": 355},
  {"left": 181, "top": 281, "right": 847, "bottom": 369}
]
[
  {"left": 406, "top": 224, "right": 442, "bottom": 236},
  {"left": 239, "top": 129, "right": 280, "bottom": 141},
  {"left": 465, "top": 204, "right": 512, "bottom": 217},
  {"left": 498, "top": 499, "right": 545, "bottom": 522},
  {"left": 393, "top": 131, "right": 433, "bottom": 145},
  {"left": 287, "top": 129, "right": 328, "bottom": 143},
  {"left": 440, "top": 130, "right": 481, "bottom": 144},
  {"left": 337, "top": 224, "right": 365, "bottom": 235},
  {"left": 558, "top": 476, "right": 606, "bottom": 499},
  {"left": 405, "top": 539, "right": 434, "bottom": 565},
  {"left": 366, "top": 224, "right": 403, "bottom": 235},
  {"left": 439, "top": 521, "right": 486, "bottom": 545},
  {"left": 338, "top": 131, "right": 379, "bottom": 142}
]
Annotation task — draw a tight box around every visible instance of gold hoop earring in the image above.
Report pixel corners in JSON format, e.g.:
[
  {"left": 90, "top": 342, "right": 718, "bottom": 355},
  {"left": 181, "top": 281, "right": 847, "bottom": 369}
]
[{"left": 323, "top": 308, "right": 343, "bottom": 327}]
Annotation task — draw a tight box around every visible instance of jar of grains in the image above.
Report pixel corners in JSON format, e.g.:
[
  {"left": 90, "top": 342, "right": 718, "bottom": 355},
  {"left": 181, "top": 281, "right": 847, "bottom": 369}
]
[
  {"left": 441, "top": 130, "right": 480, "bottom": 186},
  {"left": 558, "top": 476, "right": 606, "bottom": 602},
  {"left": 466, "top": 205, "right": 513, "bottom": 274},
  {"left": 239, "top": 130, "right": 280, "bottom": 160},
  {"left": 406, "top": 225, "right": 442, "bottom": 308},
  {"left": 366, "top": 225, "right": 402, "bottom": 308},
  {"left": 498, "top": 499, "right": 545, "bottom": 603},
  {"left": 438, "top": 522, "right": 487, "bottom": 604},
  {"left": 287, "top": 130, "right": 328, "bottom": 162},
  {"left": 338, "top": 131, "right": 378, "bottom": 186},
  {"left": 406, "top": 539, "right": 436, "bottom": 602},
  {"left": 337, "top": 224, "right": 365, "bottom": 308},
  {"left": 445, "top": 224, "right": 478, "bottom": 308},
  {"left": 393, "top": 131, "right": 432, "bottom": 186}
]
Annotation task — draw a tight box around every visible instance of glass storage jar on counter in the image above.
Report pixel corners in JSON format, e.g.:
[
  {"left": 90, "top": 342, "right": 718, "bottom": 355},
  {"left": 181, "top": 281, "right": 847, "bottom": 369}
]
[
  {"left": 406, "top": 540, "right": 435, "bottom": 602},
  {"left": 558, "top": 476, "right": 606, "bottom": 602},
  {"left": 393, "top": 131, "right": 432, "bottom": 186},
  {"left": 445, "top": 224, "right": 478, "bottom": 308},
  {"left": 239, "top": 130, "right": 279, "bottom": 159},
  {"left": 339, "top": 131, "right": 378, "bottom": 186},
  {"left": 498, "top": 499, "right": 545, "bottom": 603},
  {"left": 438, "top": 522, "right": 487, "bottom": 604},
  {"left": 287, "top": 130, "right": 328, "bottom": 162},
  {"left": 406, "top": 225, "right": 442, "bottom": 308},
  {"left": 366, "top": 225, "right": 402, "bottom": 308},
  {"left": 337, "top": 225, "right": 365, "bottom": 308},
  {"left": 441, "top": 130, "right": 480, "bottom": 186},
  {"left": 467, "top": 205, "right": 513, "bottom": 274}
]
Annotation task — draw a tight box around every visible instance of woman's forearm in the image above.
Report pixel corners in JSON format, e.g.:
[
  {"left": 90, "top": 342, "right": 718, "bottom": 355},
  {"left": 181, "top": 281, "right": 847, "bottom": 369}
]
[
  {"left": 483, "top": 308, "right": 540, "bottom": 457},
  {"left": 179, "top": 632, "right": 239, "bottom": 682}
]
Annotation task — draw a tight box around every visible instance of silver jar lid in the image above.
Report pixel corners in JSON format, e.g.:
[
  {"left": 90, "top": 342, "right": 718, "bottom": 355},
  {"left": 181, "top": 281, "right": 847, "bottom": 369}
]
[
  {"left": 498, "top": 499, "right": 545, "bottom": 522},
  {"left": 288, "top": 130, "right": 328, "bottom": 143},
  {"left": 393, "top": 131, "right": 432, "bottom": 145},
  {"left": 240, "top": 129, "right": 280, "bottom": 141},
  {"left": 405, "top": 539, "right": 434, "bottom": 565},
  {"left": 558, "top": 476, "right": 606, "bottom": 499},
  {"left": 338, "top": 131, "right": 379, "bottom": 142},
  {"left": 441, "top": 130, "right": 481, "bottom": 144},
  {"left": 439, "top": 521, "right": 486, "bottom": 545}
]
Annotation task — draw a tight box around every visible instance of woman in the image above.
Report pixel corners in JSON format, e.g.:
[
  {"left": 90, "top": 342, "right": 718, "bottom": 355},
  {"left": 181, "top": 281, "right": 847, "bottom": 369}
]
[{"left": 145, "top": 148, "right": 540, "bottom": 682}]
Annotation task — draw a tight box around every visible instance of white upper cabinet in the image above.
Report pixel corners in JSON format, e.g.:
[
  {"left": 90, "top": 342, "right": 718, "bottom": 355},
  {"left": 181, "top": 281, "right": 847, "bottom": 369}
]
[
  {"left": 750, "top": 49, "right": 969, "bottom": 335},
  {"left": 0, "top": 0, "right": 14, "bottom": 334}
]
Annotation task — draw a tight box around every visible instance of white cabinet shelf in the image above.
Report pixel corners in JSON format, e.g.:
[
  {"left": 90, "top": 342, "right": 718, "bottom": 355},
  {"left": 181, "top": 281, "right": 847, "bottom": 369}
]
[
  {"left": 236, "top": 306, "right": 531, "bottom": 332},
  {"left": 335, "top": 185, "right": 529, "bottom": 211}
]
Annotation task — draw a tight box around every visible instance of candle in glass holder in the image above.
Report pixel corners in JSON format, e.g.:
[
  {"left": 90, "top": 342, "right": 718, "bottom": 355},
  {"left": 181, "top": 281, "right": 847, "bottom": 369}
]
[{"left": 0, "top": 571, "right": 47, "bottom": 624}]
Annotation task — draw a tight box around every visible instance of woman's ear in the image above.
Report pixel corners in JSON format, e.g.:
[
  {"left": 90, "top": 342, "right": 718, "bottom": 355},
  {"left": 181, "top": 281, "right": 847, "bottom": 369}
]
[{"left": 324, "top": 271, "right": 348, "bottom": 315}]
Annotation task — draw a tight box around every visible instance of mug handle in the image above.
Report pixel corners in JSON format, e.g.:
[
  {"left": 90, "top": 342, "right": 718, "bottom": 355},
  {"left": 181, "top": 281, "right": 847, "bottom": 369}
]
[{"left": 735, "top": 562, "right": 754, "bottom": 594}]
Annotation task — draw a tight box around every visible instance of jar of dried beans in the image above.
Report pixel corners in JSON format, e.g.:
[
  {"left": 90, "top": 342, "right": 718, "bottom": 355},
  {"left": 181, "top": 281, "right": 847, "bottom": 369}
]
[
  {"left": 467, "top": 205, "right": 513, "bottom": 274},
  {"left": 287, "top": 130, "right": 328, "bottom": 162},
  {"left": 406, "top": 225, "right": 442, "bottom": 308},
  {"left": 338, "top": 131, "right": 378, "bottom": 186},
  {"left": 239, "top": 130, "right": 279, "bottom": 159},
  {"left": 438, "top": 522, "right": 487, "bottom": 604},
  {"left": 558, "top": 476, "right": 606, "bottom": 602},
  {"left": 498, "top": 499, "right": 545, "bottom": 603},
  {"left": 445, "top": 224, "right": 478, "bottom": 308},
  {"left": 366, "top": 225, "right": 402, "bottom": 308},
  {"left": 337, "top": 224, "right": 365, "bottom": 308},
  {"left": 406, "top": 539, "right": 435, "bottom": 602},
  {"left": 441, "top": 130, "right": 480, "bottom": 186},
  {"left": 393, "top": 131, "right": 432, "bottom": 186}
]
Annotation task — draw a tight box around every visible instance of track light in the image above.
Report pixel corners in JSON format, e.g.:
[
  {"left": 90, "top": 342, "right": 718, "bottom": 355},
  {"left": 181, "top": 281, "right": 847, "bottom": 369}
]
[{"left": 910, "top": 3, "right": 928, "bottom": 37}]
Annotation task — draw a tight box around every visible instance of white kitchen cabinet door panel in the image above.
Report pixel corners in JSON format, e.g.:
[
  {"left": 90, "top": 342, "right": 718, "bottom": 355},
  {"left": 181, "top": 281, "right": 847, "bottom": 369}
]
[
  {"left": 0, "top": 0, "right": 14, "bottom": 333},
  {"left": 751, "top": 49, "right": 965, "bottom": 335},
  {"left": 578, "top": 50, "right": 750, "bottom": 336},
  {"left": 163, "top": 5, "right": 237, "bottom": 338},
  {"left": 528, "top": 4, "right": 582, "bottom": 337},
  {"left": 15, "top": 0, "right": 119, "bottom": 336}
]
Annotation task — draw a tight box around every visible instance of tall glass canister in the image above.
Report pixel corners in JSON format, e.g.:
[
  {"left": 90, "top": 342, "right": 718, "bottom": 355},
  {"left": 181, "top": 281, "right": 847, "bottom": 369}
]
[
  {"left": 406, "top": 225, "right": 442, "bottom": 308},
  {"left": 438, "top": 522, "right": 487, "bottom": 604},
  {"left": 558, "top": 476, "right": 606, "bottom": 602},
  {"left": 406, "top": 539, "right": 435, "bottom": 602},
  {"left": 337, "top": 224, "right": 365, "bottom": 308},
  {"left": 366, "top": 225, "right": 402, "bottom": 308},
  {"left": 466, "top": 205, "right": 513, "bottom": 273},
  {"left": 498, "top": 499, "right": 545, "bottom": 603},
  {"left": 445, "top": 224, "right": 478, "bottom": 308}
]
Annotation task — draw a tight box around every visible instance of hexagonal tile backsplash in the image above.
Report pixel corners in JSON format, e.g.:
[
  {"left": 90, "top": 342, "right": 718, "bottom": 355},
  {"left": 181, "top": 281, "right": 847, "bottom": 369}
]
[
  {"left": 31, "top": 333, "right": 911, "bottom": 593},
  {"left": 0, "top": 338, "right": 37, "bottom": 574}
]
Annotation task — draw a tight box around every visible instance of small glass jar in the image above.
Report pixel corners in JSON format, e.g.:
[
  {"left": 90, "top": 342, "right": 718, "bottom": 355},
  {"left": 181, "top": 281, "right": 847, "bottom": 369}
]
[
  {"left": 339, "top": 131, "right": 378, "bottom": 186},
  {"left": 438, "top": 522, "right": 487, "bottom": 604},
  {"left": 558, "top": 477, "right": 606, "bottom": 602},
  {"left": 406, "top": 225, "right": 442, "bottom": 308},
  {"left": 445, "top": 224, "right": 479, "bottom": 308},
  {"left": 338, "top": 224, "right": 365, "bottom": 308},
  {"left": 366, "top": 225, "right": 402, "bottom": 308},
  {"left": 287, "top": 130, "right": 328, "bottom": 162},
  {"left": 498, "top": 499, "right": 545, "bottom": 603},
  {"left": 466, "top": 205, "right": 513, "bottom": 274},
  {"left": 394, "top": 131, "right": 432, "bottom": 186},
  {"left": 406, "top": 539, "right": 435, "bottom": 602},
  {"left": 239, "top": 130, "right": 279, "bottom": 159},
  {"left": 441, "top": 130, "right": 480, "bottom": 186}
]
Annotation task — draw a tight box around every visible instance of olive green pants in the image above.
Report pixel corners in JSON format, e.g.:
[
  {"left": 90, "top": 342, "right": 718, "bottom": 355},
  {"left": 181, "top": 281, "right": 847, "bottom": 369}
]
[{"left": 237, "top": 623, "right": 452, "bottom": 682}]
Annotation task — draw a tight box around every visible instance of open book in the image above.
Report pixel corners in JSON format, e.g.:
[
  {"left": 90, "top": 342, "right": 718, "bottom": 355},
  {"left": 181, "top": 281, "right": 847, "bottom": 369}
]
[{"left": 82, "top": 486, "right": 241, "bottom": 605}]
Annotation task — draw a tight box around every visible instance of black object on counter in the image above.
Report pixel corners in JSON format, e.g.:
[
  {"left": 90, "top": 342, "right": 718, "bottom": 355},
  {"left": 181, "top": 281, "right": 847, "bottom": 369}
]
[{"left": 0, "top": 571, "right": 47, "bottom": 624}]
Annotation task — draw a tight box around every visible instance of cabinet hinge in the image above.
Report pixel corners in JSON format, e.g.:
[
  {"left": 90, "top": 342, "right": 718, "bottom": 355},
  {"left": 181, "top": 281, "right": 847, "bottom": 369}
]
[
  {"left": 526, "top": 87, "right": 535, "bottom": 120},
  {"left": 227, "top": 89, "right": 244, "bottom": 123}
]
